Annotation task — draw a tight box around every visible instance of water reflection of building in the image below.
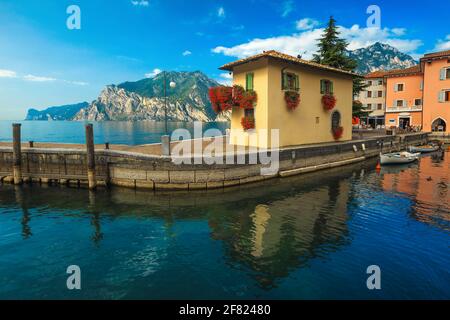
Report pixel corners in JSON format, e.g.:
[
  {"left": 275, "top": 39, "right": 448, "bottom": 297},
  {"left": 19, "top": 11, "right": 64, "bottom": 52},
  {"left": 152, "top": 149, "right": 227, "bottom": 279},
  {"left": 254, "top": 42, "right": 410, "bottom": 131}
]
[
  {"left": 207, "top": 178, "right": 351, "bottom": 288},
  {"left": 381, "top": 152, "right": 449, "bottom": 226}
]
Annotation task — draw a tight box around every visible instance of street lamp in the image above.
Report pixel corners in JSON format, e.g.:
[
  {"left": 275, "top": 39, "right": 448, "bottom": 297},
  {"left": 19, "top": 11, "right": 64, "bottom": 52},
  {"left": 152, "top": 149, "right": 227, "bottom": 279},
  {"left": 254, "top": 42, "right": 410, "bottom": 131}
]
[
  {"left": 163, "top": 71, "right": 177, "bottom": 135},
  {"left": 162, "top": 71, "right": 176, "bottom": 156}
]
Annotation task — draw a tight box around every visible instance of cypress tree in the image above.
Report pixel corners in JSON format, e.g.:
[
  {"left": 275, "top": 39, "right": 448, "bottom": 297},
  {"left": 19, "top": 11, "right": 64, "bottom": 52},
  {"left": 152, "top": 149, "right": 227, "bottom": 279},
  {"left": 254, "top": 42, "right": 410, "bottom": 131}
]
[{"left": 312, "top": 16, "right": 368, "bottom": 117}]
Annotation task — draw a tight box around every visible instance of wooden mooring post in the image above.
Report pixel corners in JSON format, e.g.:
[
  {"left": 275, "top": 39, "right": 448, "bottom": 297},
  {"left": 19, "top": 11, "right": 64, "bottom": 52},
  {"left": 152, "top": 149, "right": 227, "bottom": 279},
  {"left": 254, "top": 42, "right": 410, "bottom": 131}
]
[
  {"left": 12, "top": 123, "right": 23, "bottom": 185},
  {"left": 85, "top": 124, "right": 97, "bottom": 190}
]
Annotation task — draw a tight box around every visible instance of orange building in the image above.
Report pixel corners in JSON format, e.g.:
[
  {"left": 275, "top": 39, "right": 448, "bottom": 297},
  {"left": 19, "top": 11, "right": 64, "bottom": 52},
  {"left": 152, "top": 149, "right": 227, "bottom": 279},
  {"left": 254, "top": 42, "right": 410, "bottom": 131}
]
[
  {"left": 384, "top": 66, "right": 423, "bottom": 130},
  {"left": 421, "top": 50, "right": 450, "bottom": 133}
]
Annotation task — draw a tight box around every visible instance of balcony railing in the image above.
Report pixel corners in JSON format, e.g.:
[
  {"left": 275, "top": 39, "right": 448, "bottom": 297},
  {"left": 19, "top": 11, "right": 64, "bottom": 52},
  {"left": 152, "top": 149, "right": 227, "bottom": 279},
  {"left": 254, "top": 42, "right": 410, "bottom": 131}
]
[{"left": 385, "top": 105, "right": 423, "bottom": 113}]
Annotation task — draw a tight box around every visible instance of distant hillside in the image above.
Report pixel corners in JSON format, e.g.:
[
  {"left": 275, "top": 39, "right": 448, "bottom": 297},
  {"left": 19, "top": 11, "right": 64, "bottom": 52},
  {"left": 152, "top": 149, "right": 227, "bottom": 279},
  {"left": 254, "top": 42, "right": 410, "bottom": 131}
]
[
  {"left": 25, "top": 102, "right": 89, "bottom": 121},
  {"left": 348, "top": 42, "right": 418, "bottom": 74},
  {"left": 25, "top": 71, "right": 229, "bottom": 122}
]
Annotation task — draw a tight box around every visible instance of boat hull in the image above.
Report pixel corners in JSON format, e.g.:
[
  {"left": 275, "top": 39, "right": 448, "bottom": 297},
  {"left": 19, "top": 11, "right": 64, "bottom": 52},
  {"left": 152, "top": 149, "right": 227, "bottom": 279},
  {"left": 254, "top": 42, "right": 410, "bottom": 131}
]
[
  {"left": 380, "top": 152, "right": 420, "bottom": 165},
  {"left": 409, "top": 146, "right": 440, "bottom": 153}
]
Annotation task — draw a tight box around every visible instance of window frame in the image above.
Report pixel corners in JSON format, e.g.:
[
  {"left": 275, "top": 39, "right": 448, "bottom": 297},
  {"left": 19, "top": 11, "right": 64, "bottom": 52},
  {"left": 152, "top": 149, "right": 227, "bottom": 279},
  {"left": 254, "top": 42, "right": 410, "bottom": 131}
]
[
  {"left": 395, "top": 83, "right": 405, "bottom": 92},
  {"left": 331, "top": 111, "right": 341, "bottom": 130},
  {"left": 320, "top": 79, "right": 334, "bottom": 95},
  {"left": 244, "top": 108, "right": 255, "bottom": 119},
  {"left": 282, "top": 72, "right": 299, "bottom": 91}
]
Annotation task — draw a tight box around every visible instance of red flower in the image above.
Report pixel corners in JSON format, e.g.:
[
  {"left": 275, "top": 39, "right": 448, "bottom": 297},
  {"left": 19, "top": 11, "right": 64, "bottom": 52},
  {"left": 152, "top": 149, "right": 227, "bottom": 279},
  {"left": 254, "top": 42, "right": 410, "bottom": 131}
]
[
  {"left": 241, "top": 116, "right": 255, "bottom": 131},
  {"left": 332, "top": 126, "right": 344, "bottom": 140},
  {"left": 285, "top": 91, "right": 300, "bottom": 110},
  {"left": 209, "top": 85, "right": 258, "bottom": 113},
  {"left": 209, "top": 86, "right": 233, "bottom": 113},
  {"left": 322, "top": 94, "right": 337, "bottom": 111}
]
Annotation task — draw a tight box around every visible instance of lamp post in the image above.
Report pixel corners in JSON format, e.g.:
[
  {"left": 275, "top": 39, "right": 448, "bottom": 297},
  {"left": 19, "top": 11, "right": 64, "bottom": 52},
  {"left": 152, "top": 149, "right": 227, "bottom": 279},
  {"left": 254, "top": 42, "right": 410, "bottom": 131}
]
[
  {"left": 162, "top": 71, "right": 176, "bottom": 156},
  {"left": 163, "top": 71, "right": 177, "bottom": 135}
]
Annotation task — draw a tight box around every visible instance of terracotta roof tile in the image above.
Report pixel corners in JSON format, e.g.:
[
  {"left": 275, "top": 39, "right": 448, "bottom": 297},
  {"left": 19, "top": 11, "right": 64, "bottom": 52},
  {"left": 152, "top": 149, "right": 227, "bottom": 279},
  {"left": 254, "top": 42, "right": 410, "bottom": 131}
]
[
  {"left": 421, "top": 50, "right": 450, "bottom": 60},
  {"left": 364, "top": 71, "right": 389, "bottom": 78},
  {"left": 384, "top": 65, "right": 422, "bottom": 77},
  {"left": 219, "top": 50, "right": 358, "bottom": 76}
]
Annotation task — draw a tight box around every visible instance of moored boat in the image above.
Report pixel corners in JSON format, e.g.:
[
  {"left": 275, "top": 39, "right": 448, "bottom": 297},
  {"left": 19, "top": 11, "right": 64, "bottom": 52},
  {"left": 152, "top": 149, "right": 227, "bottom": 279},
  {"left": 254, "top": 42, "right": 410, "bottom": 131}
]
[
  {"left": 409, "top": 145, "right": 440, "bottom": 153},
  {"left": 380, "top": 152, "right": 420, "bottom": 165}
]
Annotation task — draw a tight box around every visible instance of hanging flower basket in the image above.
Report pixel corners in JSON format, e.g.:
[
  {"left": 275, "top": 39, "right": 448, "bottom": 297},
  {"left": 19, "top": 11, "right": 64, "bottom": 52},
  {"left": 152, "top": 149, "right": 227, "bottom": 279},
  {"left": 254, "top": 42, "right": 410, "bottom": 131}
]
[
  {"left": 322, "top": 94, "right": 337, "bottom": 111},
  {"left": 239, "top": 90, "right": 258, "bottom": 109},
  {"left": 209, "top": 85, "right": 258, "bottom": 114},
  {"left": 285, "top": 91, "right": 300, "bottom": 110},
  {"left": 209, "top": 86, "right": 233, "bottom": 113},
  {"left": 241, "top": 116, "right": 255, "bottom": 131},
  {"left": 332, "top": 126, "right": 344, "bottom": 140}
]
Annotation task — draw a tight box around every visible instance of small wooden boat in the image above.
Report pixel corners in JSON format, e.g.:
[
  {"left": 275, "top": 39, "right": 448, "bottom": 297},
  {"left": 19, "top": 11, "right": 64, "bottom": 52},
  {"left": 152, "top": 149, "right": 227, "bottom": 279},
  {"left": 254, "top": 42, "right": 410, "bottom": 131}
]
[
  {"left": 409, "top": 145, "right": 440, "bottom": 153},
  {"left": 380, "top": 152, "right": 420, "bottom": 165}
]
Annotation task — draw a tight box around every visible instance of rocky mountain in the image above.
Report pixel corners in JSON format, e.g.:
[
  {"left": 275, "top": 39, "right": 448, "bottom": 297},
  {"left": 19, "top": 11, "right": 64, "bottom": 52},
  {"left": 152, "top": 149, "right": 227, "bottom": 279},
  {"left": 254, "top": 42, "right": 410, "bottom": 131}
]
[
  {"left": 26, "top": 71, "right": 229, "bottom": 122},
  {"left": 25, "top": 102, "right": 89, "bottom": 121},
  {"left": 348, "top": 42, "right": 418, "bottom": 74}
]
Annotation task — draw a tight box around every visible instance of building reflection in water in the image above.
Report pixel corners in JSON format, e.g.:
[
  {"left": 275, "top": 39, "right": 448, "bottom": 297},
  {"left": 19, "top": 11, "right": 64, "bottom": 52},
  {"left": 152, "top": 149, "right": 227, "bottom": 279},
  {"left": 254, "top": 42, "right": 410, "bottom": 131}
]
[
  {"left": 206, "top": 178, "right": 351, "bottom": 288},
  {"left": 380, "top": 151, "right": 449, "bottom": 229}
]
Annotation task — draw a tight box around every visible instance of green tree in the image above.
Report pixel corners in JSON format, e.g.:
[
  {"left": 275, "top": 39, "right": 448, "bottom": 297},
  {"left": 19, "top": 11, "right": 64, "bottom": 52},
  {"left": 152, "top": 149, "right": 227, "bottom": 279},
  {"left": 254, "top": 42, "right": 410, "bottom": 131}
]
[{"left": 312, "top": 16, "right": 368, "bottom": 117}]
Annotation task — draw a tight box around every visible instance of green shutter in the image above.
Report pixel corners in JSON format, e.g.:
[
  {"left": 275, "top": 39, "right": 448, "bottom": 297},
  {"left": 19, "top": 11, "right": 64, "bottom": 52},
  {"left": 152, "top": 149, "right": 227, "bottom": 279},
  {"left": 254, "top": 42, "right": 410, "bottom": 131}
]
[
  {"left": 320, "top": 80, "right": 325, "bottom": 94},
  {"left": 246, "top": 73, "right": 254, "bottom": 91},
  {"left": 282, "top": 73, "right": 288, "bottom": 90},
  {"left": 295, "top": 75, "right": 299, "bottom": 91},
  {"left": 330, "top": 81, "right": 334, "bottom": 94}
]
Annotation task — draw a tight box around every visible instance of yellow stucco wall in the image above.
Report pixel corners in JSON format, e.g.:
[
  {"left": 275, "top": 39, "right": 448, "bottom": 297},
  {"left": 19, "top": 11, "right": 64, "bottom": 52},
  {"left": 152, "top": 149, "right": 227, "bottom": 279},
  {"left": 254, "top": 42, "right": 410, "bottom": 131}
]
[
  {"left": 229, "top": 58, "right": 270, "bottom": 148},
  {"left": 229, "top": 58, "right": 354, "bottom": 148}
]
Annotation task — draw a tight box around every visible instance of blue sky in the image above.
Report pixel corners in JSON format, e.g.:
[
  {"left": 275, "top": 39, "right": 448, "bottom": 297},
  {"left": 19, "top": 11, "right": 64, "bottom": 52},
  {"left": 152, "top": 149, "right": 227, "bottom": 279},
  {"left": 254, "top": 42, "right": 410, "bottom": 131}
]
[{"left": 0, "top": 0, "right": 449, "bottom": 120}]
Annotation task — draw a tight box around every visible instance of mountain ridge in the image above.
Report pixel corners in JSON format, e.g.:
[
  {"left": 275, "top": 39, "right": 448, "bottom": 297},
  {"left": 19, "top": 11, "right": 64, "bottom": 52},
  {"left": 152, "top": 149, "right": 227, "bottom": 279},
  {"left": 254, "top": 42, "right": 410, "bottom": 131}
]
[{"left": 348, "top": 42, "right": 418, "bottom": 74}]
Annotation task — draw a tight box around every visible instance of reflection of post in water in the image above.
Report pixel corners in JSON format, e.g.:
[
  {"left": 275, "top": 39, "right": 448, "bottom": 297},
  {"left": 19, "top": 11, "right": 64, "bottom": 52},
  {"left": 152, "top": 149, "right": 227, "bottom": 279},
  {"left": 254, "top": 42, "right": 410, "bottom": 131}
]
[
  {"left": 14, "top": 186, "right": 32, "bottom": 239},
  {"left": 88, "top": 190, "right": 103, "bottom": 245}
]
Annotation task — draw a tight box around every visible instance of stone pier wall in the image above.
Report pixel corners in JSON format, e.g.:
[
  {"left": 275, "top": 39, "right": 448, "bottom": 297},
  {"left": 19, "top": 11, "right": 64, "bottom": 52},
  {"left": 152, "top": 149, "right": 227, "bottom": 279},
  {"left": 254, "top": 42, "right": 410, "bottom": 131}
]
[{"left": 0, "top": 133, "right": 429, "bottom": 191}]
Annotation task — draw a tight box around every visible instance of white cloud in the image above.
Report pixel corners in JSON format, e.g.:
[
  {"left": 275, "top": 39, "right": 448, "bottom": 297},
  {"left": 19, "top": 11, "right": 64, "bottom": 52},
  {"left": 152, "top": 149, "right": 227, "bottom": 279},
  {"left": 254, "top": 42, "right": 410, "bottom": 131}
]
[
  {"left": 216, "top": 73, "right": 233, "bottom": 85},
  {"left": 145, "top": 68, "right": 162, "bottom": 78},
  {"left": 212, "top": 22, "right": 423, "bottom": 60},
  {"left": 24, "top": 74, "right": 57, "bottom": 82},
  {"left": 0, "top": 69, "right": 87, "bottom": 85},
  {"left": 281, "top": 1, "right": 294, "bottom": 18},
  {"left": 296, "top": 18, "right": 319, "bottom": 31},
  {"left": 0, "top": 69, "right": 17, "bottom": 78},
  {"left": 217, "top": 7, "right": 225, "bottom": 18},
  {"left": 131, "top": 0, "right": 149, "bottom": 7},
  {"left": 433, "top": 34, "right": 450, "bottom": 52},
  {"left": 182, "top": 50, "right": 192, "bottom": 56}
]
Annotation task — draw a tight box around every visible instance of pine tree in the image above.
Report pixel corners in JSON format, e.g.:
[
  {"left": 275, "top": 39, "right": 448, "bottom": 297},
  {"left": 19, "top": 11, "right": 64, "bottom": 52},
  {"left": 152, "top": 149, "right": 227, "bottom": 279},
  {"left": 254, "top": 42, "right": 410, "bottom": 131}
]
[{"left": 312, "top": 16, "right": 368, "bottom": 117}]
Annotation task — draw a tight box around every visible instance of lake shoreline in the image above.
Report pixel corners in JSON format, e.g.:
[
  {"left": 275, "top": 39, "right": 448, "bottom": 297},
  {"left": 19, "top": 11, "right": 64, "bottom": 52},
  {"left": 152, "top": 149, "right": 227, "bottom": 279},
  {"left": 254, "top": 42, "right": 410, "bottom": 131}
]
[{"left": 0, "top": 132, "right": 430, "bottom": 191}]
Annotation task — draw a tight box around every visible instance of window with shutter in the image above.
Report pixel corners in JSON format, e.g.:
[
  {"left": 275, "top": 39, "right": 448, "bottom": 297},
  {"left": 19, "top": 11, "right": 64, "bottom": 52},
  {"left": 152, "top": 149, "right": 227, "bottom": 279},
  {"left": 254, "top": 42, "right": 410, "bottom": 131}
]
[
  {"left": 282, "top": 72, "right": 299, "bottom": 91},
  {"left": 446, "top": 68, "right": 450, "bottom": 79},
  {"left": 320, "top": 80, "right": 333, "bottom": 94}
]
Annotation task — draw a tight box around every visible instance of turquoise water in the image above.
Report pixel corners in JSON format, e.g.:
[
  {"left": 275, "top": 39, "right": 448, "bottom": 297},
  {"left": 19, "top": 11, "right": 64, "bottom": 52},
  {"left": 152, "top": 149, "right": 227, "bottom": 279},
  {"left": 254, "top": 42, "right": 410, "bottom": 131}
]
[
  {"left": 0, "top": 120, "right": 229, "bottom": 145},
  {"left": 0, "top": 151, "right": 449, "bottom": 300}
]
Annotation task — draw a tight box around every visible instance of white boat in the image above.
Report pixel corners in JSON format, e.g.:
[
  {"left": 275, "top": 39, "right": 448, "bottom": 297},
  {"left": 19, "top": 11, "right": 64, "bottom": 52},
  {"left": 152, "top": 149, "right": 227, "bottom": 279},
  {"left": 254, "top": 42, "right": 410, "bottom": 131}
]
[
  {"left": 380, "top": 152, "right": 420, "bottom": 165},
  {"left": 409, "top": 145, "right": 440, "bottom": 153}
]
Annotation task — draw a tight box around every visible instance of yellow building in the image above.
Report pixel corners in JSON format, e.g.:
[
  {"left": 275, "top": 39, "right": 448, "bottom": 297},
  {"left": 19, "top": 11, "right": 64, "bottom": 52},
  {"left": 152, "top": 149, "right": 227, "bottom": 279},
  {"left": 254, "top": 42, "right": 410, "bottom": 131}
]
[{"left": 219, "top": 50, "right": 356, "bottom": 149}]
